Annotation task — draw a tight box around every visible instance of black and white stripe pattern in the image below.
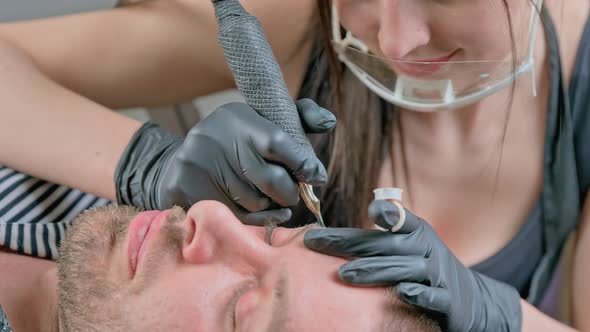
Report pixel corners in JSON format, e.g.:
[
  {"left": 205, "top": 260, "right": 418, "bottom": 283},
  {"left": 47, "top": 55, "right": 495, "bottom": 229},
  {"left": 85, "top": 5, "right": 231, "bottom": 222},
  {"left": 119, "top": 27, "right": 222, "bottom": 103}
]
[
  {"left": 0, "top": 165, "right": 109, "bottom": 260},
  {"left": 0, "top": 305, "right": 11, "bottom": 332}
]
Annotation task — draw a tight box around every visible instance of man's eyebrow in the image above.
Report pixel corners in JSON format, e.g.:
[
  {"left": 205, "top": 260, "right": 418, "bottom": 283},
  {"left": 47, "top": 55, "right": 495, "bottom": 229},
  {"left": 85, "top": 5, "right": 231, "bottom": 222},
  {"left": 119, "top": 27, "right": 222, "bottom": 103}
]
[
  {"left": 265, "top": 222, "right": 321, "bottom": 246},
  {"left": 384, "top": 287, "right": 397, "bottom": 306},
  {"left": 260, "top": 223, "right": 319, "bottom": 331},
  {"left": 289, "top": 222, "right": 322, "bottom": 244},
  {"left": 307, "top": 221, "right": 323, "bottom": 229},
  {"left": 378, "top": 287, "right": 395, "bottom": 331},
  {"left": 264, "top": 270, "right": 289, "bottom": 332}
]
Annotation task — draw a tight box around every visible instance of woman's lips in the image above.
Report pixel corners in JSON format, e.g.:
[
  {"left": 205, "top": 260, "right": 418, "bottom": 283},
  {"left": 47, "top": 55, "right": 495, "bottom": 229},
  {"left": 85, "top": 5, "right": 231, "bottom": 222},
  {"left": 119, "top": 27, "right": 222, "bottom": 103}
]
[
  {"left": 128, "top": 210, "right": 163, "bottom": 278},
  {"left": 392, "top": 50, "right": 459, "bottom": 77}
]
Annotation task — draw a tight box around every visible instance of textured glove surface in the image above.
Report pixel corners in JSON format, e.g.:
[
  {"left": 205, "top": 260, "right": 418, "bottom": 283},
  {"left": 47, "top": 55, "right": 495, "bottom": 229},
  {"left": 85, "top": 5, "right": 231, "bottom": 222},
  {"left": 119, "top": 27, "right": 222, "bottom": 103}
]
[
  {"left": 116, "top": 99, "right": 335, "bottom": 225},
  {"left": 304, "top": 200, "right": 522, "bottom": 332}
]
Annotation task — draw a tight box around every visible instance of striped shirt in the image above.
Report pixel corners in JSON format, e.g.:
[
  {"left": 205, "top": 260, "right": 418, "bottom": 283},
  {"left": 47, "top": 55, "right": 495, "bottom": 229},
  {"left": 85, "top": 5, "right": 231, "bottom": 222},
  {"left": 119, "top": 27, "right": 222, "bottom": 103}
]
[
  {"left": 0, "top": 305, "right": 10, "bottom": 332},
  {"left": 0, "top": 165, "right": 109, "bottom": 260}
]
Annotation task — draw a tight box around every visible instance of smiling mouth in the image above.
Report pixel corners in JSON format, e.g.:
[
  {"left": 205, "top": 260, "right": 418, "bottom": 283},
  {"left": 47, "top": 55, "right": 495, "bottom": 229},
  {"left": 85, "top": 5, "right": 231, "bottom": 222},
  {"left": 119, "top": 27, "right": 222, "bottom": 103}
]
[{"left": 392, "top": 50, "right": 459, "bottom": 77}]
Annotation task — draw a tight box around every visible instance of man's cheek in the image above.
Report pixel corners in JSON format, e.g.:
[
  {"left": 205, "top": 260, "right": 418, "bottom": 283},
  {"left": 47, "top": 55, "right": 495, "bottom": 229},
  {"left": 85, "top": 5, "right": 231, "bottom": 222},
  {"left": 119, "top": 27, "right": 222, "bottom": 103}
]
[{"left": 138, "top": 290, "right": 210, "bottom": 330}]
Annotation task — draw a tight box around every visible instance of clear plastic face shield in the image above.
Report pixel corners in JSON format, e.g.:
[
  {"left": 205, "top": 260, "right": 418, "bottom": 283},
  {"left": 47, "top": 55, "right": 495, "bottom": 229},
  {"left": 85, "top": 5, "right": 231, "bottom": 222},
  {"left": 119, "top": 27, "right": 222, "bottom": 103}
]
[{"left": 331, "top": 0, "right": 544, "bottom": 112}]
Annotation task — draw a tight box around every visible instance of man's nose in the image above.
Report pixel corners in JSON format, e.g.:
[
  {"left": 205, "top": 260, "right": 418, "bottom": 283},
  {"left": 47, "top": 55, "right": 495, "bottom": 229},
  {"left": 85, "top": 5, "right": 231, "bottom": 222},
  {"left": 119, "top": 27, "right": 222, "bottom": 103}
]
[
  {"left": 181, "top": 201, "right": 275, "bottom": 269},
  {"left": 378, "top": 0, "right": 430, "bottom": 60}
]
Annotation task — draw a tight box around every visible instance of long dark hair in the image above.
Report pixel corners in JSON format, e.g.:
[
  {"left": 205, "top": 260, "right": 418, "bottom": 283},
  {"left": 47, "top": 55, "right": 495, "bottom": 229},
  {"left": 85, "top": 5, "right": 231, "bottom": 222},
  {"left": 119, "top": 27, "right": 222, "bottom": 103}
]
[
  {"left": 303, "top": 0, "right": 392, "bottom": 228},
  {"left": 308, "top": 0, "right": 535, "bottom": 228}
]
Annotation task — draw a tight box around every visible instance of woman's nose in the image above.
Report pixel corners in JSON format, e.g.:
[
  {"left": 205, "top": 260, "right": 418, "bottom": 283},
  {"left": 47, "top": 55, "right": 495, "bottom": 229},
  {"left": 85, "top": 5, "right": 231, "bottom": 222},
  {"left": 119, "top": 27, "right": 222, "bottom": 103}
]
[
  {"left": 181, "top": 201, "right": 275, "bottom": 269},
  {"left": 378, "top": 0, "right": 430, "bottom": 60}
]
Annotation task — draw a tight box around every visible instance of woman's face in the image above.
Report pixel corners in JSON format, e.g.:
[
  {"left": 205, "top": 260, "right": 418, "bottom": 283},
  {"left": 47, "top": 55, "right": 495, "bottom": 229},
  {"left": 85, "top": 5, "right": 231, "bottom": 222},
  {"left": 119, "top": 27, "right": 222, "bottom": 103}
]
[{"left": 335, "top": 0, "right": 534, "bottom": 78}]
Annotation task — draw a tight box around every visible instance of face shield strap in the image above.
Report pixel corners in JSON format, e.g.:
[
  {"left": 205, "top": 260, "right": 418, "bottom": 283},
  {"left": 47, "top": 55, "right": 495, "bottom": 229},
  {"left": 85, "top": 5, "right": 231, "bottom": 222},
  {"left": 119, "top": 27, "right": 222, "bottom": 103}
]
[
  {"left": 341, "top": 56, "right": 534, "bottom": 111},
  {"left": 331, "top": 0, "right": 544, "bottom": 111},
  {"left": 527, "top": 0, "right": 544, "bottom": 97}
]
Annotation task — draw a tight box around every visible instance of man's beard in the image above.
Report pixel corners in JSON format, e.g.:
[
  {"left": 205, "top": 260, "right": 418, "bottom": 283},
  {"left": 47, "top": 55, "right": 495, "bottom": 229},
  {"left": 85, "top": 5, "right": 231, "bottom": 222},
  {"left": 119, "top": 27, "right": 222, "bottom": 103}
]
[{"left": 56, "top": 205, "right": 186, "bottom": 331}]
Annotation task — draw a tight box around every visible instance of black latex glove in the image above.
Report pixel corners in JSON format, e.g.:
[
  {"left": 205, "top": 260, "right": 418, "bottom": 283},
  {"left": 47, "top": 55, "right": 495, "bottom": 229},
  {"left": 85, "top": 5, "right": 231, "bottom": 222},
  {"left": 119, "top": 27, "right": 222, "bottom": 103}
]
[
  {"left": 115, "top": 99, "right": 335, "bottom": 225},
  {"left": 304, "top": 200, "right": 522, "bottom": 332}
]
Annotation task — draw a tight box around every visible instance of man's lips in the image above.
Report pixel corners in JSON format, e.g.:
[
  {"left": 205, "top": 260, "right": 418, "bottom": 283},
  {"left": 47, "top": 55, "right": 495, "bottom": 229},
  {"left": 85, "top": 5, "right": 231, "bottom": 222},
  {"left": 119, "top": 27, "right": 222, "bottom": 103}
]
[{"left": 128, "top": 210, "right": 164, "bottom": 277}]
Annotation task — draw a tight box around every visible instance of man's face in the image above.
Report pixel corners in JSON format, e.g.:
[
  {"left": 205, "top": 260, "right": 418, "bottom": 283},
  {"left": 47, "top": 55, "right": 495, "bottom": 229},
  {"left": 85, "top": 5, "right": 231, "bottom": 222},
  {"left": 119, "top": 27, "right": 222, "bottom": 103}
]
[{"left": 58, "top": 201, "right": 397, "bottom": 331}]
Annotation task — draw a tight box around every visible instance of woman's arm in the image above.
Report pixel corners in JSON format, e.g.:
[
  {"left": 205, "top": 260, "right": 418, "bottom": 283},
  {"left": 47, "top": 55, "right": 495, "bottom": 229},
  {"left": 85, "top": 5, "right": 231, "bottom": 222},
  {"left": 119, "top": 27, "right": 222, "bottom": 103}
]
[
  {"left": 0, "top": 0, "right": 316, "bottom": 108},
  {"left": 520, "top": 191, "right": 590, "bottom": 331},
  {"left": 521, "top": 300, "right": 577, "bottom": 331},
  {"left": 0, "top": 0, "right": 316, "bottom": 200},
  {"left": 0, "top": 251, "right": 56, "bottom": 332},
  {"left": 0, "top": 39, "right": 140, "bottom": 200}
]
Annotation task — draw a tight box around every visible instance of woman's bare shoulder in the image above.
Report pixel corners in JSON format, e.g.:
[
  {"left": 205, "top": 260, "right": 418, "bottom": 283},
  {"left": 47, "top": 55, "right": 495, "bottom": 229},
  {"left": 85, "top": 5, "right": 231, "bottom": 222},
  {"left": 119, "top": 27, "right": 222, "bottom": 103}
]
[{"left": 547, "top": 0, "right": 590, "bottom": 85}]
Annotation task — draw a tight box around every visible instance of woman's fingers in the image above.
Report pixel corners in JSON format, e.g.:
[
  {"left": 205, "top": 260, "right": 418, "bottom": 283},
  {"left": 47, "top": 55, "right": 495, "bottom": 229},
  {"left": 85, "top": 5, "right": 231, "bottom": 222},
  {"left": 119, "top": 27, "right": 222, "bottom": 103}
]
[
  {"left": 304, "top": 228, "right": 427, "bottom": 257},
  {"left": 339, "top": 256, "right": 430, "bottom": 286},
  {"left": 242, "top": 208, "right": 292, "bottom": 226},
  {"left": 295, "top": 98, "right": 337, "bottom": 134},
  {"left": 396, "top": 282, "right": 451, "bottom": 315},
  {"left": 368, "top": 199, "right": 424, "bottom": 234}
]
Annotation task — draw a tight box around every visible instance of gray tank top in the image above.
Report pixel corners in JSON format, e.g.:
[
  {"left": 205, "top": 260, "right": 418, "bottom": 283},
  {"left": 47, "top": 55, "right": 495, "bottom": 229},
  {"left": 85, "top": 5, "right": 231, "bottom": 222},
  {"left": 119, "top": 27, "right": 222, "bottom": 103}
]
[
  {"left": 472, "top": 10, "right": 590, "bottom": 298},
  {"left": 470, "top": 200, "right": 543, "bottom": 296}
]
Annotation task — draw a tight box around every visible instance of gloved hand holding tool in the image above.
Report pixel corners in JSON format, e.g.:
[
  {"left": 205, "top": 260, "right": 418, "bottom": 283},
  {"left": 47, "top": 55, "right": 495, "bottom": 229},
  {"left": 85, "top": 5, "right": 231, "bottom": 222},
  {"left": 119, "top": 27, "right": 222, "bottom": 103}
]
[
  {"left": 304, "top": 199, "right": 523, "bottom": 332},
  {"left": 115, "top": 99, "right": 335, "bottom": 226},
  {"left": 210, "top": 0, "right": 327, "bottom": 225}
]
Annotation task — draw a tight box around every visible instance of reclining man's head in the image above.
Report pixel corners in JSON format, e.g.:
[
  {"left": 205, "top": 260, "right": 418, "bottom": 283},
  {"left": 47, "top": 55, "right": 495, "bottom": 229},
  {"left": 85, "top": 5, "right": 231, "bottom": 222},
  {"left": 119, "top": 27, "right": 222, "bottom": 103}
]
[{"left": 57, "top": 201, "right": 440, "bottom": 332}]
